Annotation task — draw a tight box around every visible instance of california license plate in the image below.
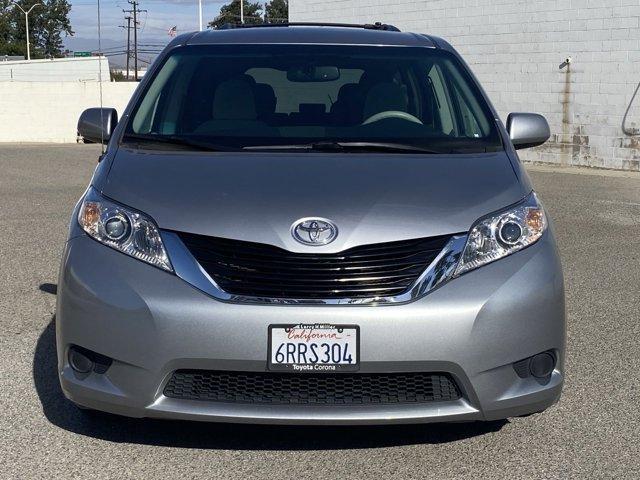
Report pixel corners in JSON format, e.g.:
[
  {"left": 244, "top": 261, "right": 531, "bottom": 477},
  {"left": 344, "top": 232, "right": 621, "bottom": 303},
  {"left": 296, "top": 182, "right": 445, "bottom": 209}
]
[{"left": 268, "top": 324, "right": 360, "bottom": 372}]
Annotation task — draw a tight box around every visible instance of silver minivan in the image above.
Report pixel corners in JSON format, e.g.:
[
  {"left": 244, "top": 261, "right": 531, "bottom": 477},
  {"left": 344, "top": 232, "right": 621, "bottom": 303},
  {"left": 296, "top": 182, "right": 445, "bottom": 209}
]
[{"left": 57, "top": 23, "right": 565, "bottom": 424}]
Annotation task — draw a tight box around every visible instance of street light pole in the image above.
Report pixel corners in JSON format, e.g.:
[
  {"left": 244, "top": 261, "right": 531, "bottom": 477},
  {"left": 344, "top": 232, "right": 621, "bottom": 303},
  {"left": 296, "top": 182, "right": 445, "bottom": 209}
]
[
  {"left": 11, "top": 2, "right": 42, "bottom": 61},
  {"left": 240, "top": 0, "right": 243, "bottom": 24},
  {"left": 198, "top": 0, "right": 203, "bottom": 30}
]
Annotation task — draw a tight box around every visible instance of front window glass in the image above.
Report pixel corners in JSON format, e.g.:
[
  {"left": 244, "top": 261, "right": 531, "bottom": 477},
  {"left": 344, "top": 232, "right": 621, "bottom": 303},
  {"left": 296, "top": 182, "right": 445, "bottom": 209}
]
[{"left": 126, "top": 44, "right": 501, "bottom": 153}]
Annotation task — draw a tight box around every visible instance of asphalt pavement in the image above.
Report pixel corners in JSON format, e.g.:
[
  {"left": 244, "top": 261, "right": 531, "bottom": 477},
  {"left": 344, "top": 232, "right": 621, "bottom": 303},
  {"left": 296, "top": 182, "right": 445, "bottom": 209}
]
[{"left": 1, "top": 144, "right": 639, "bottom": 479}]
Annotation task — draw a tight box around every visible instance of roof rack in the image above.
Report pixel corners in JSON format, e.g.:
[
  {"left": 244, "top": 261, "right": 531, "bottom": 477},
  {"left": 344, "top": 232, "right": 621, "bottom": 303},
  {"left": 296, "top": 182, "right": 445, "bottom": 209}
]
[{"left": 217, "top": 22, "right": 401, "bottom": 32}]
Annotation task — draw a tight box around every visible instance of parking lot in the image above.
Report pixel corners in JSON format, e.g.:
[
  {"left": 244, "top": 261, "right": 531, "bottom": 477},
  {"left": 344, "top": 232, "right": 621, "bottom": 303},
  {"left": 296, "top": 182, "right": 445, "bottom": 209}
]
[{"left": 1, "top": 143, "right": 639, "bottom": 479}]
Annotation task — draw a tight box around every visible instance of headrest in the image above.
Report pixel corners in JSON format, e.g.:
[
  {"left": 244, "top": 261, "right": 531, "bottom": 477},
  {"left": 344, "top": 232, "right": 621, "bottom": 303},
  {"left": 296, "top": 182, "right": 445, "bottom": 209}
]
[
  {"left": 213, "top": 78, "right": 257, "bottom": 120},
  {"left": 336, "top": 83, "right": 360, "bottom": 103},
  {"left": 254, "top": 83, "right": 277, "bottom": 116},
  {"left": 363, "top": 82, "right": 408, "bottom": 120},
  {"left": 240, "top": 74, "right": 257, "bottom": 85},
  {"left": 359, "top": 70, "right": 395, "bottom": 90}
]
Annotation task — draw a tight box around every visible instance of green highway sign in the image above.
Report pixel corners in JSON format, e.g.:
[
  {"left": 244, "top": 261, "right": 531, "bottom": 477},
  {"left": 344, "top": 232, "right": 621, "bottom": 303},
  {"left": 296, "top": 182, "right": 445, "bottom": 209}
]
[{"left": 73, "top": 51, "right": 92, "bottom": 57}]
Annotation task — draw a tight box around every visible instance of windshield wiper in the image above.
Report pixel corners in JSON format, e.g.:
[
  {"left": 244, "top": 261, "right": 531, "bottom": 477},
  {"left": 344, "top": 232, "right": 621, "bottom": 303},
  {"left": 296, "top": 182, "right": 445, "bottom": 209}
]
[
  {"left": 244, "top": 141, "right": 446, "bottom": 154},
  {"left": 122, "top": 133, "right": 234, "bottom": 152},
  {"left": 322, "top": 142, "right": 447, "bottom": 154}
]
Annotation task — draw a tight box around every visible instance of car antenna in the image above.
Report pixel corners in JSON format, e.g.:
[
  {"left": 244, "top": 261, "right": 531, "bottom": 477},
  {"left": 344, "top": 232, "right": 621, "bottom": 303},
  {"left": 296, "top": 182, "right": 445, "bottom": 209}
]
[{"left": 97, "top": 0, "right": 106, "bottom": 155}]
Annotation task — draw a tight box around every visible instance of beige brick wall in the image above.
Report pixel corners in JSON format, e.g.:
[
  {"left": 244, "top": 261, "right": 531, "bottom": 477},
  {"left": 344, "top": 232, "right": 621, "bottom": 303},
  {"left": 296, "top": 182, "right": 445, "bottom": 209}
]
[
  {"left": 0, "top": 82, "right": 138, "bottom": 143},
  {"left": 291, "top": 0, "right": 640, "bottom": 171}
]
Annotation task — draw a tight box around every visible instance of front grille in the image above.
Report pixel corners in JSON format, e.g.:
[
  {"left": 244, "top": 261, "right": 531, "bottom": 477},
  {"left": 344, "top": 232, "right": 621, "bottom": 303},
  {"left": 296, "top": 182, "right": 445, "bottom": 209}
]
[
  {"left": 163, "top": 370, "right": 461, "bottom": 405},
  {"left": 176, "top": 232, "right": 451, "bottom": 299}
]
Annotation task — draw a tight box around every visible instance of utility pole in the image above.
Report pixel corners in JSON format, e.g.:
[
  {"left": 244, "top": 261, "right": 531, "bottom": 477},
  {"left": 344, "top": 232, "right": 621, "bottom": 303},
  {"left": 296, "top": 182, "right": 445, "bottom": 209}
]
[
  {"left": 240, "top": 0, "right": 244, "bottom": 24},
  {"left": 123, "top": 1, "right": 146, "bottom": 81},
  {"left": 10, "top": 2, "right": 42, "bottom": 61},
  {"left": 198, "top": 0, "right": 203, "bottom": 31},
  {"left": 119, "top": 15, "right": 132, "bottom": 79}
]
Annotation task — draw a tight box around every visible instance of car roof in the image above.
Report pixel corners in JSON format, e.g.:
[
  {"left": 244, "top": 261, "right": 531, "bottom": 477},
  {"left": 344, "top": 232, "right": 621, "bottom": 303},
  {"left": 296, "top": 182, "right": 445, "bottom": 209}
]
[{"left": 184, "top": 25, "right": 438, "bottom": 48}]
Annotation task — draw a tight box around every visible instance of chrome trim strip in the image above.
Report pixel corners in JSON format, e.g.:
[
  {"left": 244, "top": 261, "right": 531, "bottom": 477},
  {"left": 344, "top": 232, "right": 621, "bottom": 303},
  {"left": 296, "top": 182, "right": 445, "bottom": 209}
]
[
  {"left": 148, "top": 397, "right": 478, "bottom": 424},
  {"left": 162, "top": 232, "right": 467, "bottom": 306}
]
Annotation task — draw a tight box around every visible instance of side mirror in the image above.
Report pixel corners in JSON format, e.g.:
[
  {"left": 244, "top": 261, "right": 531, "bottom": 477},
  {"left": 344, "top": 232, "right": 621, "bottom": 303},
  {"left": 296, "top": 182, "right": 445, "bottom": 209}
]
[
  {"left": 506, "top": 113, "right": 550, "bottom": 150},
  {"left": 78, "top": 108, "right": 118, "bottom": 144}
]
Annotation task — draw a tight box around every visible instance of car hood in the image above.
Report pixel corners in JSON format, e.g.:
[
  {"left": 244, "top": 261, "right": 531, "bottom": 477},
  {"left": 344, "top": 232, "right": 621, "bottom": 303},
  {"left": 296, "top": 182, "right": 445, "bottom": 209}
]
[{"left": 103, "top": 148, "right": 527, "bottom": 253}]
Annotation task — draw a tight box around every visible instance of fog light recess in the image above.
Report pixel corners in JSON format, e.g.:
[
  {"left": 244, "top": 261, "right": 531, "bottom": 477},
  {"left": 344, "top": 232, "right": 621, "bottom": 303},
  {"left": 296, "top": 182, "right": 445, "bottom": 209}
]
[
  {"left": 513, "top": 350, "right": 557, "bottom": 379},
  {"left": 529, "top": 352, "right": 556, "bottom": 378},
  {"left": 68, "top": 346, "right": 94, "bottom": 373},
  {"left": 68, "top": 345, "right": 113, "bottom": 374}
]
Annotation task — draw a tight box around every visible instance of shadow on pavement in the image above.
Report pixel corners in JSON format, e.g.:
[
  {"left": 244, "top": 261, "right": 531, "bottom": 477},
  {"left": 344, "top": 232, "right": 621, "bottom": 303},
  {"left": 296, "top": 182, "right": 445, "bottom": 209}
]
[
  {"left": 34, "top": 314, "right": 506, "bottom": 450},
  {"left": 39, "top": 283, "right": 57, "bottom": 295}
]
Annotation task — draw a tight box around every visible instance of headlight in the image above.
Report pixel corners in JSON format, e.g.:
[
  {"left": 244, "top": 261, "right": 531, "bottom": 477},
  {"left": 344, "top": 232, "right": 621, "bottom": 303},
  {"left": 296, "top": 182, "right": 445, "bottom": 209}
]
[
  {"left": 78, "top": 187, "right": 173, "bottom": 272},
  {"left": 455, "top": 192, "right": 547, "bottom": 276}
]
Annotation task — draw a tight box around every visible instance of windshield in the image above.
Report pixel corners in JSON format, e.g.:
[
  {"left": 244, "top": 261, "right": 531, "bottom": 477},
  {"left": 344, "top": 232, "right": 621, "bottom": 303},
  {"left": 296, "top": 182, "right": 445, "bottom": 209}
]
[{"left": 125, "top": 44, "right": 502, "bottom": 153}]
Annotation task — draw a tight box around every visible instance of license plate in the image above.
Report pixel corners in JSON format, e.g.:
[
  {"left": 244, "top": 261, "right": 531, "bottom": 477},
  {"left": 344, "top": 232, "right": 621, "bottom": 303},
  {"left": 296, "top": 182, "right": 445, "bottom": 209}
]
[{"left": 268, "top": 324, "right": 360, "bottom": 372}]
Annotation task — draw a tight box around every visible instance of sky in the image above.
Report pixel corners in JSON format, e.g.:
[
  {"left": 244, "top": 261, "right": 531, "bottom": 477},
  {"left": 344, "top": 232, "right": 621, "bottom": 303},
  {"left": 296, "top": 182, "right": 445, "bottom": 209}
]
[{"left": 65, "top": 0, "right": 229, "bottom": 65}]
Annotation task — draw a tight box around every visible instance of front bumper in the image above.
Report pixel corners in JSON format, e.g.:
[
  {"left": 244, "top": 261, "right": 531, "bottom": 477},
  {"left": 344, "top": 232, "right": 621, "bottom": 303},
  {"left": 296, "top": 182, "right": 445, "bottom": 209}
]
[{"left": 56, "top": 233, "right": 565, "bottom": 424}]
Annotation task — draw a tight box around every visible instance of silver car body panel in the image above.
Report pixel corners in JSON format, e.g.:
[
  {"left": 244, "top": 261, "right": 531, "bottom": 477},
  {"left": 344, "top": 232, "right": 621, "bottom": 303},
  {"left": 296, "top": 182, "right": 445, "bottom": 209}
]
[
  {"left": 102, "top": 149, "right": 527, "bottom": 251},
  {"left": 57, "top": 232, "right": 564, "bottom": 424}
]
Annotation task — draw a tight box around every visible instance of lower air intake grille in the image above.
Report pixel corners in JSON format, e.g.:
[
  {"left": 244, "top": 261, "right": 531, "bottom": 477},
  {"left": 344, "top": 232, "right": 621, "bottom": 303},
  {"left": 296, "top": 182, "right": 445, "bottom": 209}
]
[
  {"left": 176, "top": 233, "right": 452, "bottom": 300},
  {"left": 163, "top": 370, "right": 461, "bottom": 405}
]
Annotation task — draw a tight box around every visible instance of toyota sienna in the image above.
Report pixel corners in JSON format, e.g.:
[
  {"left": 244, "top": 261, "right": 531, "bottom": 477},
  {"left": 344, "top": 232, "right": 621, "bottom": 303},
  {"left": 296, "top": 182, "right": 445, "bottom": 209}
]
[{"left": 57, "top": 23, "right": 565, "bottom": 424}]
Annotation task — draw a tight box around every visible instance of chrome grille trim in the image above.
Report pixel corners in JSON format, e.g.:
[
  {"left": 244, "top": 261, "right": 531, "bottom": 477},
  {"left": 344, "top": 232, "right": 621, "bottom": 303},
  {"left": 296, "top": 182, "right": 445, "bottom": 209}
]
[{"left": 162, "top": 232, "right": 467, "bottom": 306}]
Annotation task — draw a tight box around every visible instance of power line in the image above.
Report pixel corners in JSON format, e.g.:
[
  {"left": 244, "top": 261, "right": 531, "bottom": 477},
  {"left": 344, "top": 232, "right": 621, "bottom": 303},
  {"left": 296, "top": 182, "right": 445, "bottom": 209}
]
[
  {"left": 122, "top": 0, "right": 146, "bottom": 80},
  {"left": 118, "top": 15, "right": 132, "bottom": 79},
  {"left": 96, "top": 43, "right": 165, "bottom": 51}
]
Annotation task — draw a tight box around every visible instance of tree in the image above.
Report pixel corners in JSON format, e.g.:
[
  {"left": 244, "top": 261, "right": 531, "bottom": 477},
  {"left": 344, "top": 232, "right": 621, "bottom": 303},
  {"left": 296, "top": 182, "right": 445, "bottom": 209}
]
[
  {"left": 264, "top": 0, "right": 287, "bottom": 24},
  {"left": 0, "top": 0, "right": 73, "bottom": 58},
  {"left": 31, "top": 0, "right": 73, "bottom": 57},
  {"left": 0, "top": 0, "right": 19, "bottom": 55},
  {"left": 208, "top": 1, "right": 264, "bottom": 29}
]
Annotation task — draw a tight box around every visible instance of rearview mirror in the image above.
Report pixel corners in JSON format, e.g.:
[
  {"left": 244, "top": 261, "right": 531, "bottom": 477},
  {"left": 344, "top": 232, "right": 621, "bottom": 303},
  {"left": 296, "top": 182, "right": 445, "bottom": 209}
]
[
  {"left": 506, "top": 113, "right": 550, "bottom": 150},
  {"left": 78, "top": 108, "right": 118, "bottom": 144},
  {"left": 287, "top": 65, "right": 340, "bottom": 82}
]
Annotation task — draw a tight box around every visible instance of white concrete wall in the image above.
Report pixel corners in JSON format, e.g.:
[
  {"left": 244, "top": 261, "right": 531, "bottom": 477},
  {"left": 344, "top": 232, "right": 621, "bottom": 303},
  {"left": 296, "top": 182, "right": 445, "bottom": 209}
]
[
  {"left": 0, "top": 56, "right": 110, "bottom": 82},
  {"left": 0, "top": 82, "right": 138, "bottom": 143},
  {"left": 291, "top": 0, "right": 640, "bottom": 171}
]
